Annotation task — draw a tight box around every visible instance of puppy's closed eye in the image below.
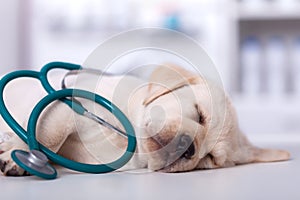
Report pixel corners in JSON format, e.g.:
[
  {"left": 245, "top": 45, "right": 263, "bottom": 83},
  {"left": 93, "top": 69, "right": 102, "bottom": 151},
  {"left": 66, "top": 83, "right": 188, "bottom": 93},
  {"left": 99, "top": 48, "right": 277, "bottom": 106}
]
[
  {"left": 177, "top": 135, "right": 195, "bottom": 159},
  {"left": 198, "top": 113, "right": 205, "bottom": 125},
  {"left": 195, "top": 105, "right": 205, "bottom": 125}
]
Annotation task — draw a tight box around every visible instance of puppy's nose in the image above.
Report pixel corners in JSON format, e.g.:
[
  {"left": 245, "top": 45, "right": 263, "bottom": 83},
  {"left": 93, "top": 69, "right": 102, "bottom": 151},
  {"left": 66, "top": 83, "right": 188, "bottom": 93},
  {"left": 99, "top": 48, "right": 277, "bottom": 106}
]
[
  {"left": 160, "top": 135, "right": 195, "bottom": 161},
  {"left": 176, "top": 135, "right": 195, "bottom": 159},
  {"left": 177, "top": 135, "right": 192, "bottom": 151}
]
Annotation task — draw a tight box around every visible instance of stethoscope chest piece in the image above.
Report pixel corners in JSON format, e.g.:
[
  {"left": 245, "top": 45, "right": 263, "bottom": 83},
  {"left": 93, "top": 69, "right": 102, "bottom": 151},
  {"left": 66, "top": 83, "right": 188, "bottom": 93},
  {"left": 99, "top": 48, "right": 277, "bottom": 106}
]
[{"left": 11, "top": 149, "right": 57, "bottom": 179}]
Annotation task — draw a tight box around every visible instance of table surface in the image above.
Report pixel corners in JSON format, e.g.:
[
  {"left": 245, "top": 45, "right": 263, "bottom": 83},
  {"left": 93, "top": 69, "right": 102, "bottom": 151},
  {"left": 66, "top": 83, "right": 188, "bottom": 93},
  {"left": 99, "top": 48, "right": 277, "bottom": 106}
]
[{"left": 0, "top": 138, "right": 299, "bottom": 200}]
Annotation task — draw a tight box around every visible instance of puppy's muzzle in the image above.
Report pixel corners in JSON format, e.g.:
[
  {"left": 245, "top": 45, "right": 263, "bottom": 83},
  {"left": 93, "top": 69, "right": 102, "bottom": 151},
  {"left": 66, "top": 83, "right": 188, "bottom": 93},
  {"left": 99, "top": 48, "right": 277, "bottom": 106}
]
[{"left": 146, "top": 134, "right": 196, "bottom": 170}]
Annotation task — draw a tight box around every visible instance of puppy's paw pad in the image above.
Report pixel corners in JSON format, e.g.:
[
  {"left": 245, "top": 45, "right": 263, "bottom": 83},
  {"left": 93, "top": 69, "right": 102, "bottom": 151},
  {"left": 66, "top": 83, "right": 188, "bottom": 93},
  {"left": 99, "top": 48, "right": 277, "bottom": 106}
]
[
  {"left": 6, "top": 165, "right": 23, "bottom": 176},
  {"left": 0, "top": 150, "right": 24, "bottom": 176},
  {"left": 0, "top": 133, "right": 29, "bottom": 176},
  {"left": 0, "top": 157, "right": 26, "bottom": 176},
  {"left": 0, "top": 159, "right": 7, "bottom": 172}
]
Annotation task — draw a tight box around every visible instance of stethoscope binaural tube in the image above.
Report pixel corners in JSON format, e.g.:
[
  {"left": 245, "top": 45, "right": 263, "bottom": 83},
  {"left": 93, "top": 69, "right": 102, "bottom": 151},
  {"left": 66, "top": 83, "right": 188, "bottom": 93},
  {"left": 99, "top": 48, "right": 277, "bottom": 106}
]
[
  {"left": 0, "top": 62, "right": 83, "bottom": 143},
  {"left": 0, "top": 62, "right": 137, "bottom": 179}
]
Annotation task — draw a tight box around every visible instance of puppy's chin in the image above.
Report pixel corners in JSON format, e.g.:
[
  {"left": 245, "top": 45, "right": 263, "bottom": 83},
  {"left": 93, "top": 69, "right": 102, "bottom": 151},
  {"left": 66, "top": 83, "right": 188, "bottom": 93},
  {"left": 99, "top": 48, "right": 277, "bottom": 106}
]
[
  {"left": 147, "top": 155, "right": 198, "bottom": 173},
  {"left": 157, "top": 162, "right": 185, "bottom": 173},
  {"left": 146, "top": 150, "right": 169, "bottom": 171},
  {"left": 155, "top": 160, "right": 184, "bottom": 173},
  {"left": 147, "top": 156, "right": 177, "bottom": 172}
]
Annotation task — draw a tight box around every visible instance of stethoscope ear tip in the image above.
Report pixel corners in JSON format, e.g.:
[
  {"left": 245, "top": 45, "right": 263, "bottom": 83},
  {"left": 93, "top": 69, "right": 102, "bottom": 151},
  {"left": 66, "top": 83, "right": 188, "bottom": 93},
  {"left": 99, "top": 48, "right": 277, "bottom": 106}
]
[{"left": 11, "top": 149, "right": 57, "bottom": 180}]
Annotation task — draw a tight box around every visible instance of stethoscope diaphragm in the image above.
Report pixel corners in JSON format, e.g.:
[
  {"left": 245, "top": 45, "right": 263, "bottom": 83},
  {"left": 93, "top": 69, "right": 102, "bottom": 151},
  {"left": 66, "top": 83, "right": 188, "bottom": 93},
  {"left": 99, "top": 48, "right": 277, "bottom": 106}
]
[{"left": 11, "top": 149, "right": 57, "bottom": 180}]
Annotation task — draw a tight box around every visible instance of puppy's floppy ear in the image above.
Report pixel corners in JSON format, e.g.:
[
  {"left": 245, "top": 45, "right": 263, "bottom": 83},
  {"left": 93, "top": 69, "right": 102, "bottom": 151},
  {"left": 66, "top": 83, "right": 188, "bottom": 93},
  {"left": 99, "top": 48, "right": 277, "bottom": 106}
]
[
  {"left": 249, "top": 145, "right": 290, "bottom": 163},
  {"left": 143, "top": 64, "right": 199, "bottom": 105},
  {"left": 217, "top": 132, "right": 290, "bottom": 167},
  {"left": 237, "top": 132, "right": 290, "bottom": 165},
  {"left": 198, "top": 130, "right": 290, "bottom": 169}
]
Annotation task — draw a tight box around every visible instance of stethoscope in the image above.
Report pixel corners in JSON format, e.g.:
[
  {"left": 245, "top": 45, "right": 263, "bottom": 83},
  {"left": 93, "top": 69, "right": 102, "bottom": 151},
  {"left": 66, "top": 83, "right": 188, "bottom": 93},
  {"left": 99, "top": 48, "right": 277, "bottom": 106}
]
[{"left": 0, "top": 62, "right": 136, "bottom": 180}]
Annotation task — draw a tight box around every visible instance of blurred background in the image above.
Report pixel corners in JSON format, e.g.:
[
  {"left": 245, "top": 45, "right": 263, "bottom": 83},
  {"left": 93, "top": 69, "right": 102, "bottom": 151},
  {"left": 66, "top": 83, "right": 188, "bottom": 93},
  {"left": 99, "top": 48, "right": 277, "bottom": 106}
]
[{"left": 1, "top": 0, "right": 300, "bottom": 139}]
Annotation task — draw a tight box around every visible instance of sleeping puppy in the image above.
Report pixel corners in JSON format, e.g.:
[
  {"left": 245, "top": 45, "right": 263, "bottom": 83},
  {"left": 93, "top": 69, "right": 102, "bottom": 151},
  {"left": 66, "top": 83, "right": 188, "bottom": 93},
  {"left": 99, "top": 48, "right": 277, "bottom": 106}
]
[{"left": 0, "top": 64, "right": 290, "bottom": 176}]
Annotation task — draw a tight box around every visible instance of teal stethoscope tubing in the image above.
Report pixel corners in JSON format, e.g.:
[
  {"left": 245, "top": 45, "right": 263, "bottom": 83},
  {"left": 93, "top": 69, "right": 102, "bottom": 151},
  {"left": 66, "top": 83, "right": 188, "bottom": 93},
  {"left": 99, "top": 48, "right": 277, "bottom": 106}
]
[{"left": 0, "top": 62, "right": 136, "bottom": 174}]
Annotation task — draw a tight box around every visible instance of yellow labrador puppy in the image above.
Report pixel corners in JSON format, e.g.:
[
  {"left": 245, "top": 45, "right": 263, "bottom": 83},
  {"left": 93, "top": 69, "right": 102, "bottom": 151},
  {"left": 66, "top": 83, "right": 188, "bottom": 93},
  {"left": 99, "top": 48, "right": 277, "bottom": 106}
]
[{"left": 0, "top": 64, "right": 290, "bottom": 176}]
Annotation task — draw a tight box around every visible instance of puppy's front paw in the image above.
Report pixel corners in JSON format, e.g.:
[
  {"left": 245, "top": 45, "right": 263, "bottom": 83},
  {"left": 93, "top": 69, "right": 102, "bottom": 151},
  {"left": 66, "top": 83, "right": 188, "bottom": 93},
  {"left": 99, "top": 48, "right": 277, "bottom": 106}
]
[
  {"left": 0, "top": 152, "right": 29, "bottom": 176},
  {"left": 0, "top": 134, "right": 29, "bottom": 176}
]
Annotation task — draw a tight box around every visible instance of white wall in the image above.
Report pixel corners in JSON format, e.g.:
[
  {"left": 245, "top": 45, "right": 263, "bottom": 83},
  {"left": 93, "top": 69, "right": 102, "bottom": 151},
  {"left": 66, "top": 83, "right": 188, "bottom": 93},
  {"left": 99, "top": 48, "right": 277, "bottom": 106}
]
[{"left": 0, "top": 0, "right": 20, "bottom": 74}]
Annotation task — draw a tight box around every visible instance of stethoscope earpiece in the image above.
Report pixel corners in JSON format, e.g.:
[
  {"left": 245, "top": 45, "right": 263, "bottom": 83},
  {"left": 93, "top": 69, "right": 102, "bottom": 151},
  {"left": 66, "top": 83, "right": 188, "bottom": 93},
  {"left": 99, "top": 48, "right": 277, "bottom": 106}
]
[{"left": 11, "top": 149, "right": 57, "bottom": 180}]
